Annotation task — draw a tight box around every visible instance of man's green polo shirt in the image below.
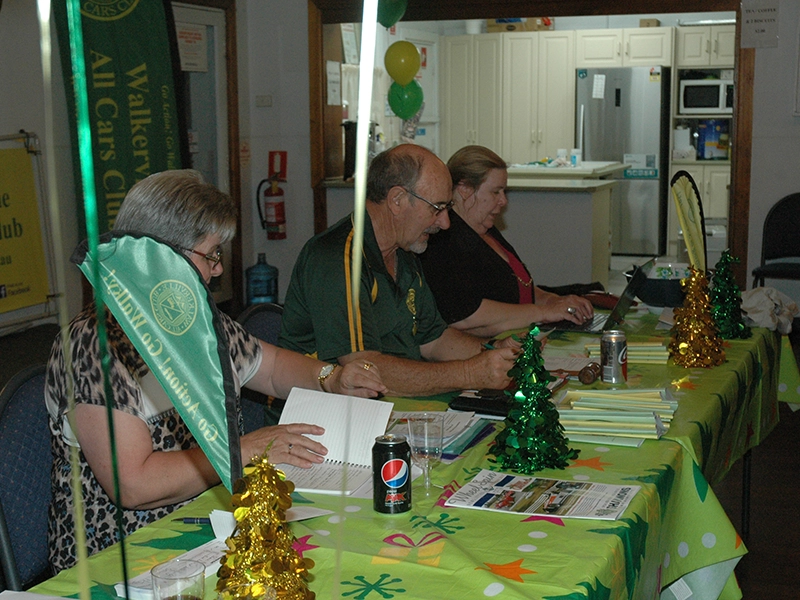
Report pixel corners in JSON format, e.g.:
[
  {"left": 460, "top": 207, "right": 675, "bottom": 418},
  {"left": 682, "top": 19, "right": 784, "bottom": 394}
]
[{"left": 278, "top": 211, "right": 447, "bottom": 362}]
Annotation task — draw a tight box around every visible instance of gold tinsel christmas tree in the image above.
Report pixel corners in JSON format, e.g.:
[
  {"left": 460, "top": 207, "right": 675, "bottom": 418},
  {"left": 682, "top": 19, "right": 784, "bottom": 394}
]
[
  {"left": 216, "top": 453, "right": 315, "bottom": 600},
  {"left": 669, "top": 267, "right": 725, "bottom": 368}
]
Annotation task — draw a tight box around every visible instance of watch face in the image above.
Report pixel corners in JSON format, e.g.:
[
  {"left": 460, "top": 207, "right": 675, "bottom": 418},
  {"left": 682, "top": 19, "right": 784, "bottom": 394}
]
[{"left": 320, "top": 364, "right": 335, "bottom": 378}]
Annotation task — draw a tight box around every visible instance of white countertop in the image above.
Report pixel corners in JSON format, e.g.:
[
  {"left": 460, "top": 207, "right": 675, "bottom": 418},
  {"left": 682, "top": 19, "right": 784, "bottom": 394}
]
[
  {"left": 506, "top": 178, "right": 618, "bottom": 192},
  {"left": 507, "top": 161, "right": 630, "bottom": 179}
]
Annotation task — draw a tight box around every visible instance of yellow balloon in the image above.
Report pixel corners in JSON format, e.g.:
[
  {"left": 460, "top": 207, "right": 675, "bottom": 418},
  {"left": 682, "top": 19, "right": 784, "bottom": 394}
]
[{"left": 384, "top": 41, "right": 420, "bottom": 86}]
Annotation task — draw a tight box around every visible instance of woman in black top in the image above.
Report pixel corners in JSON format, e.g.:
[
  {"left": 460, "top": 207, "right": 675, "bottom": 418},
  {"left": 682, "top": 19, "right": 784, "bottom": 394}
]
[{"left": 420, "top": 146, "right": 593, "bottom": 337}]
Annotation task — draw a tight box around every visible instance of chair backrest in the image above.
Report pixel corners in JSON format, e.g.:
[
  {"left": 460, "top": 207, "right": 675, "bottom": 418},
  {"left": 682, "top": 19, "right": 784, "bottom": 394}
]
[
  {"left": 236, "top": 302, "right": 284, "bottom": 346},
  {"left": 670, "top": 170, "right": 708, "bottom": 271},
  {"left": 761, "top": 192, "right": 800, "bottom": 263},
  {"left": 0, "top": 364, "right": 51, "bottom": 590},
  {"left": 236, "top": 303, "right": 284, "bottom": 433}
]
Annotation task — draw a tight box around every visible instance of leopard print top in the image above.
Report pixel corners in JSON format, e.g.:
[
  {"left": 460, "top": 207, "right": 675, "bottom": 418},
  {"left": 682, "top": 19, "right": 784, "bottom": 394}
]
[{"left": 45, "top": 306, "right": 261, "bottom": 573}]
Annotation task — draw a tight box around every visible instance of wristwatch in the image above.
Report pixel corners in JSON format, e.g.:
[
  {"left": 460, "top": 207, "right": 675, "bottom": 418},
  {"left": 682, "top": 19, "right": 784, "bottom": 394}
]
[{"left": 318, "top": 363, "right": 337, "bottom": 391}]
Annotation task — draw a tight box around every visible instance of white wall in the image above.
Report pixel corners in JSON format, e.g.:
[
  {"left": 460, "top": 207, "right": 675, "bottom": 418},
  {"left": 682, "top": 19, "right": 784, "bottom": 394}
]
[{"left": 2, "top": 2, "right": 799, "bottom": 320}]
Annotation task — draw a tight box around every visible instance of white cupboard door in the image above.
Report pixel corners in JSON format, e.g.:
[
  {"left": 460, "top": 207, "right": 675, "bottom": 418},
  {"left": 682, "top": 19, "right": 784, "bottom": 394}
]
[
  {"left": 538, "top": 30, "right": 575, "bottom": 159},
  {"left": 575, "top": 29, "right": 622, "bottom": 67},
  {"left": 676, "top": 27, "right": 710, "bottom": 67},
  {"left": 502, "top": 33, "right": 538, "bottom": 164},
  {"left": 473, "top": 34, "right": 503, "bottom": 155},
  {"left": 441, "top": 36, "right": 473, "bottom": 160},
  {"left": 624, "top": 27, "right": 673, "bottom": 66},
  {"left": 710, "top": 25, "right": 736, "bottom": 66},
  {"left": 705, "top": 166, "right": 731, "bottom": 219}
]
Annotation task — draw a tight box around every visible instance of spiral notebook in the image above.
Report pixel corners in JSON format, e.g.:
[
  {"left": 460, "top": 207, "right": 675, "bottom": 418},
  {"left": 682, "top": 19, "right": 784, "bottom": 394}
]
[{"left": 276, "top": 388, "right": 394, "bottom": 495}]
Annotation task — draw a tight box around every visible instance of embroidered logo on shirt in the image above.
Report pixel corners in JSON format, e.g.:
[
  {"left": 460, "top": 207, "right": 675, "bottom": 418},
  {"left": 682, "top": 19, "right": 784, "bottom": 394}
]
[{"left": 406, "top": 288, "right": 417, "bottom": 336}]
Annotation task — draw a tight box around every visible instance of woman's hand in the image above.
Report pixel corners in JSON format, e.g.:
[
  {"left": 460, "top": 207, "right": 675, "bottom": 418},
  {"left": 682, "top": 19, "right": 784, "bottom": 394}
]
[
  {"left": 539, "top": 294, "right": 594, "bottom": 325},
  {"left": 328, "top": 360, "right": 388, "bottom": 397},
  {"left": 241, "top": 423, "right": 328, "bottom": 468}
]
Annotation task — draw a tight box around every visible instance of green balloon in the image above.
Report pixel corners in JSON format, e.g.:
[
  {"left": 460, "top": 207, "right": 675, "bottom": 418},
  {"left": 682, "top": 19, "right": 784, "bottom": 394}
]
[
  {"left": 388, "top": 80, "right": 423, "bottom": 120},
  {"left": 377, "top": 0, "right": 407, "bottom": 28}
]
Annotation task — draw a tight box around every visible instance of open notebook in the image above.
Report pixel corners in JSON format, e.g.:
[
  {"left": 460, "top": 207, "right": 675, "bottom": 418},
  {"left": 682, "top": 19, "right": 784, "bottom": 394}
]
[
  {"left": 276, "top": 388, "right": 393, "bottom": 495},
  {"left": 543, "top": 257, "right": 656, "bottom": 333}
]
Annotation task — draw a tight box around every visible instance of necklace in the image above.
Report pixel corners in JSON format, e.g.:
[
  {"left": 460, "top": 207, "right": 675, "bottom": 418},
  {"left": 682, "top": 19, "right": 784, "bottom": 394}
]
[{"left": 517, "top": 275, "right": 532, "bottom": 287}]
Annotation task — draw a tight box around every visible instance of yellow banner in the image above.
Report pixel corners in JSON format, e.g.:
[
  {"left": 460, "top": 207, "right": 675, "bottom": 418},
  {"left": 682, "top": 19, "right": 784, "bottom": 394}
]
[{"left": 0, "top": 148, "right": 49, "bottom": 313}]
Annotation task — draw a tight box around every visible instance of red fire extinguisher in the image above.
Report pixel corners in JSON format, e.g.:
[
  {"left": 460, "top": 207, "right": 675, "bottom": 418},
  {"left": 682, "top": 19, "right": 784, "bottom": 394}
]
[{"left": 256, "top": 151, "right": 287, "bottom": 240}]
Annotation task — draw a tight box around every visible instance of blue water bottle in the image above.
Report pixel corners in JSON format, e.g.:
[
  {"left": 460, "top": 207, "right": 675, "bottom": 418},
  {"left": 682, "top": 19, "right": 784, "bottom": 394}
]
[{"left": 246, "top": 253, "right": 278, "bottom": 304}]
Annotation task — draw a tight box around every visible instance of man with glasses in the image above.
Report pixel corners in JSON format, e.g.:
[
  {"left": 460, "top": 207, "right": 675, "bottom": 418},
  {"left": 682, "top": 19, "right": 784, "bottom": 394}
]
[{"left": 279, "top": 144, "right": 519, "bottom": 397}]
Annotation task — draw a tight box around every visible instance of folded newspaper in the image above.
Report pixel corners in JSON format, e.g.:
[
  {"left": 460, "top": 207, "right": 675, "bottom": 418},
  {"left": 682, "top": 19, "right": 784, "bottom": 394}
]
[{"left": 444, "top": 469, "right": 639, "bottom": 520}]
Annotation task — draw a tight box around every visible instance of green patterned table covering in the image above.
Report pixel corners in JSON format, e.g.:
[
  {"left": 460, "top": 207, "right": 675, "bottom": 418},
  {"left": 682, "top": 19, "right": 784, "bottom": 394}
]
[{"left": 32, "top": 312, "right": 781, "bottom": 600}]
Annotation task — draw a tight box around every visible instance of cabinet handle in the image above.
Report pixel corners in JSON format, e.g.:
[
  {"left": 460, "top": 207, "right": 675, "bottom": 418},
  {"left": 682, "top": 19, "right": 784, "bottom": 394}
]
[
  {"left": 713, "top": 39, "right": 719, "bottom": 56},
  {"left": 538, "top": 129, "right": 543, "bottom": 143},
  {"left": 706, "top": 40, "right": 711, "bottom": 56},
  {"left": 617, "top": 41, "right": 622, "bottom": 56},
  {"left": 625, "top": 41, "right": 630, "bottom": 57},
  {"left": 531, "top": 130, "right": 536, "bottom": 143}
]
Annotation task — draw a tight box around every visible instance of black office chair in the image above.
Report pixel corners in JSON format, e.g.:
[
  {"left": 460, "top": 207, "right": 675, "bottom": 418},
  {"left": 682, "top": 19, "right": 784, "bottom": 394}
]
[
  {"left": 236, "top": 303, "right": 285, "bottom": 432},
  {"left": 751, "top": 192, "right": 800, "bottom": 287},
  {"left": 0, "top": 364, "right": 52, "bottom": 590}
]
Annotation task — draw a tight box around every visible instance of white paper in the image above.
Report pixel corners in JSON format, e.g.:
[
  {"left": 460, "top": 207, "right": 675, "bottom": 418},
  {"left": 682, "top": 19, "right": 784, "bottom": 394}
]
[
  {"left": 326, "top": 60, "right": 341, "bottom": 105},
  {"left": 592, "top": 74, "right": 606, "bottom": 99},
  {"left": 175, "top": 23, "right": 208, "bottom": 72},
  {"left": 386, "top": 410, "right": 474, "bottom": 444},
  {"left": 276, "top": 388, "right": 393, "bottom": 494}
]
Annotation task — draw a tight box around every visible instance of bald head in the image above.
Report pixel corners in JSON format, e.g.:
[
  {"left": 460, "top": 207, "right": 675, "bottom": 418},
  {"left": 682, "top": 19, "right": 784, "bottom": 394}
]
[{"left": 366, "top": 144, "right": 451, "bottom": 204}]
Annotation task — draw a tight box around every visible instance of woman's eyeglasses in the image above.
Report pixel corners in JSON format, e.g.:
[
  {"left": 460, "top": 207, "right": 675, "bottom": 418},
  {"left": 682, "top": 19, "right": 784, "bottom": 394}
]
[
  {"left": 181, "top": 246, "right": 223, "bottom": 265},
  {"left": 403, "top": 187, "right": 454, "bottom": 215}
]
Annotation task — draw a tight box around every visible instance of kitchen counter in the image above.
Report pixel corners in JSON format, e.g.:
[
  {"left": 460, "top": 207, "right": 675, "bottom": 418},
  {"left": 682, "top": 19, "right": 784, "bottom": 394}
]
[{"left": 507, "top": 160, "right": 630, "bottom": 180}]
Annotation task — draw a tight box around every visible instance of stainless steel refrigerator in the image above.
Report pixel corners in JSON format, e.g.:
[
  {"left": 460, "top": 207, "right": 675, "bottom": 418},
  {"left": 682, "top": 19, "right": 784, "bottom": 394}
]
[{"left": 575, "top": 66, "right": 670, "bottom": 256}]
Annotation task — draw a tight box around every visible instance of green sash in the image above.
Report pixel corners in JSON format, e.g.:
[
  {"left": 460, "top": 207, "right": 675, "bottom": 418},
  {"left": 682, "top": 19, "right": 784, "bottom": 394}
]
[{"left": 73, "top": 233, "right": 241, "bottom": 492}]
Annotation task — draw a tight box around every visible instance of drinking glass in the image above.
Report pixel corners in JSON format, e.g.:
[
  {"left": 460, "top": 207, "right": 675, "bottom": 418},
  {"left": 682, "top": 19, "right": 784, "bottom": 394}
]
[
  {"left": 151, "top": 558, "right": 205, "bottom": 600},
  {"left": 406, "top": 413, "right": 444, "bottom": 494}
]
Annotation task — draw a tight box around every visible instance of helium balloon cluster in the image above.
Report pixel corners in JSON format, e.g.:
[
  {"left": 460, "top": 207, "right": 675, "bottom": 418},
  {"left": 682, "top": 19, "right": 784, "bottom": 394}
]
[{"left": 379, "top": 1, "right": 423, "bottom": 120}]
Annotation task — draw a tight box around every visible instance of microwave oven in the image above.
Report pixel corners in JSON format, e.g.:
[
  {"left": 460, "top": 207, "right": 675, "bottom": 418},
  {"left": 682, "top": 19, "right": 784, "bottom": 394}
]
[{"left": 679, "top": 79, "right": 734, "bottom": 114}]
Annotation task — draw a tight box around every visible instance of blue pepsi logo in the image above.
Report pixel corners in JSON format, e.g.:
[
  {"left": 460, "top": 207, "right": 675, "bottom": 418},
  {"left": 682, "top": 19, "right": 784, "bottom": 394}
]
[{"left": 380, "top": 459, "right": 409, "bottom": 488}]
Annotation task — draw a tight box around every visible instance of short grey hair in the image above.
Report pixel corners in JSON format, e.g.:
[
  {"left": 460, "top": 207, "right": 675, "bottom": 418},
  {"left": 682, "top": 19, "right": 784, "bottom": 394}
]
[
  {"left": 115, "top": 170, "right": 237, "bottom": 249},
  {"left": 366, "top": 147, "right": 423, "bottom": 204}
]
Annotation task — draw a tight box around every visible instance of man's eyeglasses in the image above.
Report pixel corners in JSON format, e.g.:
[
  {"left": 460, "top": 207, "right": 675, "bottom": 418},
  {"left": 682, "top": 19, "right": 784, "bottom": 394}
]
[
  {"left": 181, "top": 246, "right": 223, "bottom": 265},
  {"left": 403, "top": 187, "right": 454, "bottom": 215}
]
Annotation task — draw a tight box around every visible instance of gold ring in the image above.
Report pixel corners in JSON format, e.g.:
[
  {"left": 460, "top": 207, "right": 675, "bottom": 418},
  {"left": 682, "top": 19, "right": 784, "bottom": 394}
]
[
  {"left": 363, "top": 362, "right": 373, "bottom": 371},
  {"left": 567, "top": 307, "right": 576, "bottom": 315}
]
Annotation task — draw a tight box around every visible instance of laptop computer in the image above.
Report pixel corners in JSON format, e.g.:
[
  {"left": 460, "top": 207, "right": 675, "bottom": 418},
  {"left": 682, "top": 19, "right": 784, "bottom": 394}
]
[{"left": 541, "top": 257, "right": 656, "bottom": 333}]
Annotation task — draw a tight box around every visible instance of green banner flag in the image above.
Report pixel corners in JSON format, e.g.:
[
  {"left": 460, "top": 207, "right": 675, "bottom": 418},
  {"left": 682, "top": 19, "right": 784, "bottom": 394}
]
[
  {"left": 73, "top": 233, "right": 241, "bottom": 492},
  {"left": 54, "top": 0, "right": 185, "bottom": 234}
]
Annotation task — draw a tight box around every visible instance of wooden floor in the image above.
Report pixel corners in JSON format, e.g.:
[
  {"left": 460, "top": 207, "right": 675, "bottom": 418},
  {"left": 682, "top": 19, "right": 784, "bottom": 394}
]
[{"left": 2, "top": 323, "right": 799, "bottom": 597}]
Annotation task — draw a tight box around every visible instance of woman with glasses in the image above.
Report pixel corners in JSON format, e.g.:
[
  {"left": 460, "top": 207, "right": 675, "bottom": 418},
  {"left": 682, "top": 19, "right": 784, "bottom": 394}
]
[
  {"left": 419, "top": 146, "right": 594, "bottom": 338},
  {"left": 45, "top": 169, "right": 386, "bottom": 572}
]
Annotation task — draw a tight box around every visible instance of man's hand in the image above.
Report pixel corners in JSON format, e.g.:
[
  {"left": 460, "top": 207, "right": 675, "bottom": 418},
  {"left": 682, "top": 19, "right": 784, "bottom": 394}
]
[{"left": 465, "top": 347, "right": 517, "bottom": 390}]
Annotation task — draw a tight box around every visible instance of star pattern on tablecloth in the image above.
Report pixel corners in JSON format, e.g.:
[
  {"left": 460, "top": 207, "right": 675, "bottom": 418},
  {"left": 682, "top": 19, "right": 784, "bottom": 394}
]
[
  {"left": 476, "top": 558, "right": 536, "bottom": 582},
  {"left": 671, "top": 376, "right": 697, "bottom": 390},
  {"left": 568, "top": 456, "right": 612, "bottom": 471},
  {"left": 293, "top": 534, "right": 319, "bottom": 558}
]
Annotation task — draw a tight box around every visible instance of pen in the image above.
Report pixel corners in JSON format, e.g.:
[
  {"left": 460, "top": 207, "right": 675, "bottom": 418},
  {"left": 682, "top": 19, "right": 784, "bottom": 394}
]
[
  {"left": 173, "top": 517, "right": 211, "bottom": 525},
  {"left": 482, "top": 342, "right": 495, "bottom": 351}
]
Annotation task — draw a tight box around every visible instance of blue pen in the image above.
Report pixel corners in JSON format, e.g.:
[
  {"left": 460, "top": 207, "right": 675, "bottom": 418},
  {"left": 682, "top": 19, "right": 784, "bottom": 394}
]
[{"left": 173, "top": 517, "right": 211, "bottom": 525}]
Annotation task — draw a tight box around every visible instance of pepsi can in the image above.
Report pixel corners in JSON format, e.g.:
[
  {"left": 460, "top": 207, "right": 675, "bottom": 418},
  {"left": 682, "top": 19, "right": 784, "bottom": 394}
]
[
  {"left": 601, "top": 330, "right": 627, "bottom": 384},
  {"left": 372, "top": 434, "right": 412, "bottom": 513}
]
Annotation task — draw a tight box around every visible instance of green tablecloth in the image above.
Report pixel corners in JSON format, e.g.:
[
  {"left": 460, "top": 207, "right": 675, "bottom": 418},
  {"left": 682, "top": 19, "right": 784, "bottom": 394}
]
[{"left": 32, "top": 314, "right": 780, "bottom": 600}]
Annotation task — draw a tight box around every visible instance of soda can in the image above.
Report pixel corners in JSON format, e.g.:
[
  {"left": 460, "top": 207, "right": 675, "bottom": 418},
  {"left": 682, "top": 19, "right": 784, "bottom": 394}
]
[
  {"left": 372, "top": 434, "right": 412, "bottom": 513},
  {"left": 601, "top": 330, "right": 627, "bottom": 384}
]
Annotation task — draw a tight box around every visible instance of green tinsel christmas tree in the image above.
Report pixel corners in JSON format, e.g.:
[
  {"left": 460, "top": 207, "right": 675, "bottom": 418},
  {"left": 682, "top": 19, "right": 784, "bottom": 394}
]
[
  {"left": 710, "top": 250, "right": 752, "bottom": 339},
  {"left": 489, "top": 326, "right": 579, "bottom": 473}
]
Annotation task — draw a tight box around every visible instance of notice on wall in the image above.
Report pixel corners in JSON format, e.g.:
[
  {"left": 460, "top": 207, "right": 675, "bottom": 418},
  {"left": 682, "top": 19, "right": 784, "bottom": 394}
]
[
  {"left": 0, "top": 148, "right": 49, "bottom": 313},
  {"left": 741, "top": 0, "right": 779, "bottom": 48},
  {"left": 176, "top": 22, "right": 209, "bottom": 72}
]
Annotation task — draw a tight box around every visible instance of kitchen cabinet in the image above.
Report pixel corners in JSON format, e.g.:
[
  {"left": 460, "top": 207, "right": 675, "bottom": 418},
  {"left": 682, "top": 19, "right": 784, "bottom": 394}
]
[
  {"left": 667, "top": 163, "right": 730, "bottom": 256},
  {"left": 575, "top": 27, "right": 673, "bottom": 68},
  {"left": 502, "top": 30, "right": 575, "bottom": 164},
  {"left": 675, "top": 25, "right": 735, "bottom": 67},
  {"left": 440, "top": 34, "right": 503, "bottom": 161}
]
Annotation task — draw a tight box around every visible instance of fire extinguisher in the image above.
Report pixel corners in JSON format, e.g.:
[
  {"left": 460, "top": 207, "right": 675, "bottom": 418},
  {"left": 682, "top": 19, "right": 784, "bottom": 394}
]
[{"left": 257, "top": 151, "right": 287, "bottom": 240}]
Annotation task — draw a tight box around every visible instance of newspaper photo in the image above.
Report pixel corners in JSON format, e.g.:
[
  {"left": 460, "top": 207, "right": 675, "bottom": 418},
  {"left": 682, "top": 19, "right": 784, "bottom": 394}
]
[{"left": 444, "top": 469, "right": 639, "bottom": 520}]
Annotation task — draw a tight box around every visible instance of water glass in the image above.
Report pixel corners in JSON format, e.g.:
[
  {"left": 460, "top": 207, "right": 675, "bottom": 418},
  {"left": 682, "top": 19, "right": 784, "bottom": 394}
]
[
  {"left": 151, "top": 558, "right": 205, "bottom": 600},
  {"left": 406, "top": 413, "right": 444, "bottom": 494}
]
